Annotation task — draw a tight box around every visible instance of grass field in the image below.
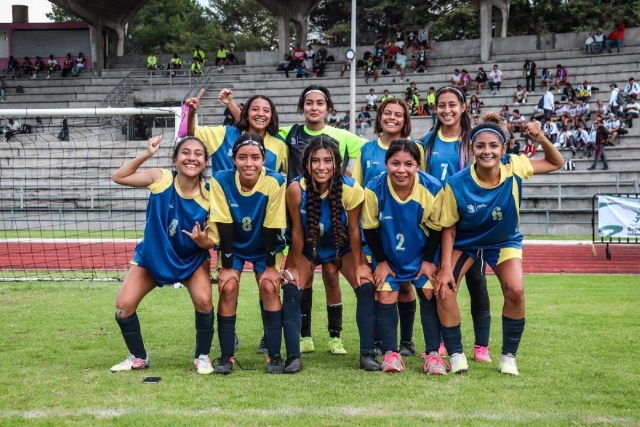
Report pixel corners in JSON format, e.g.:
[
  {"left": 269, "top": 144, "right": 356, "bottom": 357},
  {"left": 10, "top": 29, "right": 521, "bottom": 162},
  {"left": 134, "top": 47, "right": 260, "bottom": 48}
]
[{"left": 1, "top": 275, "right": 639, "bottom": 426}]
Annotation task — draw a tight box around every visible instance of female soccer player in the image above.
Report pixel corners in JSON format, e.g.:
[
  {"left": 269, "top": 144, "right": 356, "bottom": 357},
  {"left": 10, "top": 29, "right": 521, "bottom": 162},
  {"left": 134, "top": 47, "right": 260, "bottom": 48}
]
[
  {"left": 436, "top": 115, "right": 564, "bottom": 375},
  {"left": 352, "top": 98, "right": 424, "bottom": 357},
  {"left": 208, "top": 134, "right": 289, "bottom": 374},
  {"left": 421, "top": 86, "right": 492, "bottom": 363},
  {"left": 110, "top": 136, "right": 216, "bottom": 375},
  {"left": 362, "top": 140, "right": 446, "bottom": 374},
  {"left": 283, "top": 136, "right": 378, "bottom": 371}
]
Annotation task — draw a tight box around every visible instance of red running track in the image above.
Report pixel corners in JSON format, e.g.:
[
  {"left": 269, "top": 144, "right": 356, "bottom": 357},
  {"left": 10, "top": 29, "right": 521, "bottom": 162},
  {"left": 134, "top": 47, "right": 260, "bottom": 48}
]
[{"left": 1, "top": 242, "right": 639, "bottom": 275}]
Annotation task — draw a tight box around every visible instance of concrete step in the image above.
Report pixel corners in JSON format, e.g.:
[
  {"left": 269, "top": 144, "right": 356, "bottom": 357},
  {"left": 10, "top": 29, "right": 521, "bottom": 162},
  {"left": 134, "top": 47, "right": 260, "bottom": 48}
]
[
  {"left": 522, "top": 180, "right": 639, "bottom": 196},
  {"left": 519, "top": 209, "right": 592, "bottom": 234},
  {"left": 521, "top": 195, "right": 594, "bottom": 210}
]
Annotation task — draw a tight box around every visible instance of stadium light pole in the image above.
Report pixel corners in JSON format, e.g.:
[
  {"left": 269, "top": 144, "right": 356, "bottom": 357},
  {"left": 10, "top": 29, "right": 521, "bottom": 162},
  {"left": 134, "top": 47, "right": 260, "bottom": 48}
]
[{"left": 349, "top": 0, "right": 356, "bottom": 134}]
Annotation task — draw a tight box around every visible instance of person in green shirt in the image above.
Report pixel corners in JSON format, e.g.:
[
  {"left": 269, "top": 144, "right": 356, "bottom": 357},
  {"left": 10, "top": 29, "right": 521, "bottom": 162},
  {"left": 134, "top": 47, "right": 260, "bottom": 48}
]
[
  {"left": 194, "top": 45, "right": 206, "bottom": 64},
  {"left": 410, "top": 90, "right": 421, "bottom": 116},
  {"left": 216, "top": 44, "right": 230, "bottom": 72},
  {"left": 380, "top": 89, "right": 395, "bottom": 103},
  {"left": 191, "top": 57, "right": 203, "bottom": 76},
  {"left": 424, "top": 86, "right": 437, "bottom": 122},
  {"left": 146, "top": 51, "right": 157, "bottom": 71}
]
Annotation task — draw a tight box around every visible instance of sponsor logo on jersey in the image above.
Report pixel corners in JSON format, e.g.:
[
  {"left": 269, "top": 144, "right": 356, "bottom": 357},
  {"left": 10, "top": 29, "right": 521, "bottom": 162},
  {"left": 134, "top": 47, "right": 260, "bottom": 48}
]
[
  {"left": 227, "top": 148, "right": 233, "bottom": 156},
  {"left": 168, "top": 218, "right": 178, "bottom": 236},
  {"left": 229, "top": 203, "right": 239, "bottom": 208}
]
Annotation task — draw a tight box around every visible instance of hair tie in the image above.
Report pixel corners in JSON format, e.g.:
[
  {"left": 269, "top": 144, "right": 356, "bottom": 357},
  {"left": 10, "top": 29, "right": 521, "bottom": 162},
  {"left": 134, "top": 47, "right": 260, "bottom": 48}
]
[
  {"left": 232, "top": 139, "right": 265, "bottom": 157},
  {"left": 471, "top": 126, "right": 506, "bottom": 144},
  {"left": 304, "top": 89, "right": 328, "bottom": 99}
]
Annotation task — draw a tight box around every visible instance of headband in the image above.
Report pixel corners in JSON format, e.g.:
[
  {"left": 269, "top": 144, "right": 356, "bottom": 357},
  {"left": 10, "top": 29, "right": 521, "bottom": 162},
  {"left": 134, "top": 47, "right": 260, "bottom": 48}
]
[
  {"left": 304, "top": 89, "right": 328, "bottom": 99},
  {"left": 471, "top": 126, "right": 506, "bottom": 144},
  {"left": 436, "top": 86, "right": 466, "bottom": 103},
  {"left": 232, "top": 139, "right": 265, "bottom": 157}
]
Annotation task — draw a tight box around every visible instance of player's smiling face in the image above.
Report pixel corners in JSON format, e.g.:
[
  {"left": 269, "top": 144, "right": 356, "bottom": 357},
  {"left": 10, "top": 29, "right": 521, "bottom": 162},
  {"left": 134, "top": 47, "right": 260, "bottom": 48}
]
[
  {"left": 247, "top": 98, "right": 272, "bottom": 134},
  {"left": 309, "top": 148, "right": 334, "bottom": 185},
  {"left": 304, "top": 92, "right": 328, "bottom": 125},
  {"left": 472, "top": 133, "right": 506, "bottom": 170},
  {"left": 381, "top": 103, "right": 405, "bottom": 136},
  {"left": 233, "top": 145, "right": 265, "bottom": 181},
  {"left": 436, "top": 92, "right": 466, "bottom": 128},
  {"left": 174, "top": 139, "right": 206, "bottom": 178},
  {"left": 386, "top": 150, "right": 417, "bottom": 189}
]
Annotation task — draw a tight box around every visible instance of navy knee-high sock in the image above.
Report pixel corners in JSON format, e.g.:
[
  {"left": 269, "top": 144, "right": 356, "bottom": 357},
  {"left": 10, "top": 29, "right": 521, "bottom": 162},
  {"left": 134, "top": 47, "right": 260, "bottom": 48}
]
[
  {"left": 327, "top": 304, "right": 343, "bottom": 338},
  {"left": 354, "top": 283, "right": 376, "bottom": 355},
  {"left": 398, "top": 300, "right": 416, "bottom": 343},
  {"left": 194, "top": 309, "right": 214, "bottom": 358},
  {"left": 300, "top": 288, "right": 312, "bottom": 337},
  {"left": 116, "top": 312, "right": 147, "bottom": 359},
  {"left": 376, "top": 301, "right": 398, "bottom": 353},
  {"left": 419, "top": 296, "right": 440, "bottom": 354},
  {"left": 465, "top": 260, "right": 491, "bottom": 347},
  {"left": 441, "top": 324, "right": 463, "bottom": 356},
  {"left": 217, "top": 314, "right": 236, "bottom": 358},
  {"left": 502, "top": 316, "right": 525, "bottom": 356},
  {"left": 472, "top": 310, "right": 491, "bottom": 347},
  {"left": 282, "top": 284, "right": 302, "bottom": 358},
  {"left": 263, "top": 309, "right": 283, "bottom": 358}
]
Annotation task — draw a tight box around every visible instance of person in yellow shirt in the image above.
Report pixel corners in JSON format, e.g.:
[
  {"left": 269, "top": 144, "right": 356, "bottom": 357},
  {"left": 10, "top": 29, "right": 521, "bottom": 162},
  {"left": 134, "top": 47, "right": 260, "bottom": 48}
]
[
  {"left": 194, "top": 45, "right": 206, "bottom": 64},
  {"left": 424, "top": 86, "right": 436, "bottom": 123},
  {"left": 191, "top": 57, "right": 203, "bottom": 76},
  {"left": 146, "top": 51, "right": 157, "bottom": 71},
  {"left": 216, "top": 44, "right": 230, "bottom": 72}
]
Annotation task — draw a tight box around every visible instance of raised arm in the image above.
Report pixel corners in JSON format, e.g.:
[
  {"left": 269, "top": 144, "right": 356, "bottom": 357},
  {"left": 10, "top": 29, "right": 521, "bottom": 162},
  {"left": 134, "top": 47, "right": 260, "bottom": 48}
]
[
  {"left": 219, "top": 89, "right": 242, "bottom": 124},
  {"left": 526, "top": 121, "right": 564, "bottom": 174},
  {"left": 185, "top": 89, "right": 205, "bottom": 136},
  {"left": 112, "top": 136, "right": 163, "bottom": 187}
]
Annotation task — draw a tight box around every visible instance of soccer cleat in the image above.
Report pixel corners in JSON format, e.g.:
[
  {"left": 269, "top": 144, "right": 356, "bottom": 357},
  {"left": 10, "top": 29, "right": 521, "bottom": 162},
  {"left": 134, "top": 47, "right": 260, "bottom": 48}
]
[
  {"left": 421, "top": 352, "right": 450, "bottom": 375},
  {"left": 359, "top": 353, "right": 382, "bottom": 371},
  {"left": 438, "top": 342, "right": 447, "bottom": 357},
  {"left": 256, "top": 334, "right": 268, "bottom": 354},
  {"left": 327, "top": 337, "right": 347, "bottom": 355},
  {"left": 498, "top": 353, "right": 519, "bottom": 376},
  {"left": 110, "top": 354, "right": 149, "bottom": 372},
  {"left": 449, "top": 352, "right": 469, "bottom": 374},
  {"left": 381, "top": 351, "right": 405, "bottom": 373},
  {"left": 234, "top": 333, "right": 241, "bottom": 351},
  {"left": 474, "top": 345, "right": 492, "bottom": 363},
  {"left": 213, "top": 356, "right": 235, "bottom": 375},
  {"left": 374, "top": 341, "right": 384, "bottom": 357},
  {"left": 399, "top": 341, "right": 416, "bottom": 357},
  {"left": 194, "top": 354, "right": 214, "bottom": 375},
  {"left": 283, "top": 356, "right": 303, "bottom": 374},
  {"left": 266, "top": 355, "right": 284, "bottom": 374},
  {"left": 299, "top": 336, "right": 315, "bottom": 353}
]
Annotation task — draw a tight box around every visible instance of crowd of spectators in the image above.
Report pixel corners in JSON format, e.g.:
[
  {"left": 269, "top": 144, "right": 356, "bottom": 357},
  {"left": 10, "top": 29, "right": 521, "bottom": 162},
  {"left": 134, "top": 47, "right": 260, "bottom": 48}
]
[{"left": 2, "top": 53, "right": 85, "bottom": 79}]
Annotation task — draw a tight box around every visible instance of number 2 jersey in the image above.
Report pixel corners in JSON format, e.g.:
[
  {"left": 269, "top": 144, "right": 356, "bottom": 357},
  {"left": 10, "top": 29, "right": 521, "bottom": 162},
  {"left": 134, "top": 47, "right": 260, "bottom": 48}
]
[
  {"left": 132, "top": 169, "right": 211, "bottom": 285},
  {"left": 361, "top": 171, "right": 443, "bottom": 281},
  {"left": 439, "top": 154, "right": 534, "bottom": 251}
]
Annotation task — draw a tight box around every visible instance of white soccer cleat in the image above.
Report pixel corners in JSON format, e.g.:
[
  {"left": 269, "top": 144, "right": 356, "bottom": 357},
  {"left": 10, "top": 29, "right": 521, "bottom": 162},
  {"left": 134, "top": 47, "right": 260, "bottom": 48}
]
[
  {"left": 110, "top": 354, "right": 149, "bottom": 372},
  {"left": 194, "top": 354, "right": 214, "bottom": 375},
  {"left": 498, "top": 353, "right": 519, "bottom": 376}
]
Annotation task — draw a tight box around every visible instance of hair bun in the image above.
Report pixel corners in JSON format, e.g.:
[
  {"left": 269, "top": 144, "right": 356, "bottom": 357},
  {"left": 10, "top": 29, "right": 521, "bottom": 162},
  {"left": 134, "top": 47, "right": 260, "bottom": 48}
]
[{"left": 481, "top": 112, "right": 504, "bottom": 125}]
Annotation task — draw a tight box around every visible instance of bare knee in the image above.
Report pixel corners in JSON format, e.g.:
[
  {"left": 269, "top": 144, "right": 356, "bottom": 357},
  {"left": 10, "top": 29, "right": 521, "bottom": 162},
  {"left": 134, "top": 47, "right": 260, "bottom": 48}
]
[
  {"left": 259, "top": 282, "right": 280, "bottom": 305},
  {"left": 192, "top": 295, "right": 213, "bottom": 313},
  {"left": 115, "top": 304, "right": 134, "bottom": 319},
  {"left": 503, "top": 284, "right": 525, "bottom": 307}
]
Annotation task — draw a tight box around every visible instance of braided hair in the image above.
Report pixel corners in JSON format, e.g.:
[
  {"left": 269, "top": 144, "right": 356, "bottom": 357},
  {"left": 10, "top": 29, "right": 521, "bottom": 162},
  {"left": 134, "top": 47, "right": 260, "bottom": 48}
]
[
  {"left": 301, "top": 135, "right": 347, "bottom": 269},
  {"left": 423, "top": 86, "right": 473, "bottom": 174}
]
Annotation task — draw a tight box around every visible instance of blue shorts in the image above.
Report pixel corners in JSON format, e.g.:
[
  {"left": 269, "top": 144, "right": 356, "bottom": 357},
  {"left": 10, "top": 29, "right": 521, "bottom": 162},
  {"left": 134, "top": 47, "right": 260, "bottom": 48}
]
[
  {"left": 302, "top": 245, "right": 351, "bottom": 265},
  {"left": 130, "top": 249, "right": 211, "bottom": 287},
  {"left": 377, "top": 274, "right": 431, "bottom": 292},
  {"left": 216, "top": 252, "right": 284, "bottom": 273},
  {"left": 464, "top": 247, "right": 522, "bottom": 269}
]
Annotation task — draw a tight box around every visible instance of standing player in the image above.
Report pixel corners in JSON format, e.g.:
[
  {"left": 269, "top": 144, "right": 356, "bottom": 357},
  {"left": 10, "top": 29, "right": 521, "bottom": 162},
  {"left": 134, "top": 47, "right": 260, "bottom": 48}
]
[
  {"left": 436, "top": 115, "right": 564, "bottom": 375},
  {"left": 110, "top": 136, "right": 216, "bottom": 375},
  {"left": 283, "top": 136, "right": 377, "bottom": 371},
  {"left": 208, "top": 134, "right": 291, "bottom": 374},
  {"left": 421, "top": 86, "right": 492, "bottom": 363},
  {"left": 362, "top": 140, "right": 446, "bottom": 374}
]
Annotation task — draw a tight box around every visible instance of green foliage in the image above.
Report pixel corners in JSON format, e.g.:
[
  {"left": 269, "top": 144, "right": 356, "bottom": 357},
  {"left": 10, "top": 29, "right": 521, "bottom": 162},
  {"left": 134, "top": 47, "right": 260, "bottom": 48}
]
[
  {"left": 208, "top": 0, "right": 279, "bottom": 51},
  {"left": 45, "top": 4, "right": 81, "bottom": 22}
]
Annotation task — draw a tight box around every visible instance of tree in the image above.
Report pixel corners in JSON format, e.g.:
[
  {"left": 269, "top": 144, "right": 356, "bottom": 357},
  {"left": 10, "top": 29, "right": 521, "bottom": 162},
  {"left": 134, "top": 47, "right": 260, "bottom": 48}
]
[
  {"left": 208, "top": 0, "right": 279, "bottom": 51},
  {"left": 45, "top": 4, "right": 81, "bottom": 22}
]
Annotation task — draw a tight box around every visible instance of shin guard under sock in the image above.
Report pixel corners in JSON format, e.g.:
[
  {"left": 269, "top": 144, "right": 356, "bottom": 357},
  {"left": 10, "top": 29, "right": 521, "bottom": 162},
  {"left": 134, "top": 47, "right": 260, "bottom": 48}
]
[
  {"left": 116, "top": 312, "right": 147, "bottom": 359},
  {"left": 502, "top": 315, "right": 525, "bottom": 356},
  {"left": 441, "top": 324, "right": 463, "bottom": 356},
  {"left": 263, "top": 309, "right": 283, "bottom": 358},
  {"left": 376, "top": 301, "right": 398, "bottom": 353},
  {"left": 300, "top": 287, "right": 312, "bottom": 337},
  {"left": 327, "top": 304, "right": 343, "bottom": 338},
  {"left": 398, "top": 300, "right": 416, "bottom": 343},
  {"left": 217, "top": 314, "right": 236, "bottom": 358},
  {"left": 419, "top": 297, "right": 440, "bottom": 354},
  {"left": 354, "top": 283, "right": 376, "bottom": 355},
  {"left": 194, "top": 309, "right": 214, "bottom": 358},
  {"left": 282, "top": 284, "right": 302, "bottom": 358}
]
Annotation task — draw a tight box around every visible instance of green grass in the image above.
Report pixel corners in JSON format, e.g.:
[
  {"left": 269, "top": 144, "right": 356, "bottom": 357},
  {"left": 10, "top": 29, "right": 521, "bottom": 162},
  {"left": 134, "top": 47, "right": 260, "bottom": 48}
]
[
  {"left": 0, "top": 229, "right": 143, "bottom": 239},
  {"left": 1, "top": 275, "right": 639, "bottom": 426}
]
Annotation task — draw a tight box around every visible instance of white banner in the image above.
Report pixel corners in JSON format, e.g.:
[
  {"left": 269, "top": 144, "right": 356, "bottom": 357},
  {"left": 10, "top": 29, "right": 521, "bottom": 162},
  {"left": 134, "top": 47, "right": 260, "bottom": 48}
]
[{"left": 598, "top": 195, "right": 640, "bottom": 237}]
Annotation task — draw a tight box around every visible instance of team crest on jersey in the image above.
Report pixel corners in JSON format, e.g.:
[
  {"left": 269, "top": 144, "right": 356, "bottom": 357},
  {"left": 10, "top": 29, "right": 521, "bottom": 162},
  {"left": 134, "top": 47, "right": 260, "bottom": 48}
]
[
  {"left": 227, "top": 148, "right": 233, "bottom": 157},
  {"left": 168, "top": 218, "right": 178, "bottom": 236},
  {"left": 467, "top": 204, "right": 476, "bottom": 213}
]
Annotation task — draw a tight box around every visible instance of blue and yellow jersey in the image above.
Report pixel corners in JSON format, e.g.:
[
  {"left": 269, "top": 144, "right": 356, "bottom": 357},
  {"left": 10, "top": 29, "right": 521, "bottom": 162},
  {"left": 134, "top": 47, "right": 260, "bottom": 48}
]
[
  {"left": 439, "top": 154, "right": 534, "bottom": 251},
  {"left": 294, "top": 175, "right": 364, "bottom": 263},
  {"left": 195, "top": 125, "right": 287, "bottom": 174},
  {"left": 421, "top": 129, "right": 467, "bottom": 185},
  {"left": 132, "top": 169, "right": 211, "bottom": 285},
  {"left": 362, "top": 171, "right": 442, "bottom": 281},
  {"left": 352, "top": 138, "right": 426, "bottom": 186},
  {"left": 209, "top": 167, "right": 286, "bottom": 262}
]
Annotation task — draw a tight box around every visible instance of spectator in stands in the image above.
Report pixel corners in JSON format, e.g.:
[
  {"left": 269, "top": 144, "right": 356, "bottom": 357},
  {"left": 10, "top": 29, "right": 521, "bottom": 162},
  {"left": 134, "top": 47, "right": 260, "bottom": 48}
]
[
  {"left": 328, "top": 109, "right": 340, "bottom": 127},
  {"left": 609, "top": 83, "right": 622, "bottom": 117},
  {"left": 584, "top": 32, "right": 595, "bottom": 54},
  {"left": 555, "top": 64, "right": 569, "bottom": 89},
  {"left": 424, "top": 86, "right": 436, "bottom": 119},
  {"left": 460, "top": 69, "right": 472, "bottom": 95},
  {"left": 193, "top": 45, "right": 206, "bottom": 64},
  {"left": 60, "top": 53, "right": 73, "bottom": 78},
  {"left": 595, "top": 99, "right": 609, "bottom": 121},
  {"left": 468, "top": 94, "right": 482, "bottom": 116},
  {"left": 513, "top": 84, "right": 528, "bottom": 105},
  {"left": 292, "top": 44, "right": 305, "bottom": 65},
  {"left": 576, "top": 98, "right": 591, "bottom": 128},
  {"left": 304, "top": 44, "right": 315, "bottom": 71},
  {"left": 385, "top": 40, "right": 398, "bottom": 62},
  {"left": 625, "top": 94, "right": 639, "bottom": 128},
  {"left": 542, "top": 86, "right": 556, "bottom": 121},
  {"left": 406, "top": 27, "right": 419, "bottom": 51},
  {"left": 222, "top": 104, "right": 235, "bottom": 126},
  {"left": 147, "top": 51, "right": 158, "bottom": 70},
  {"left": 2, "top": 56, "right": 20, "bottom": 79},
  {"left": 475, "top": 67, "right": 488, "bottom": 94},
  {"left": 134, "top": 115, "right": 148, "bottom": 140},
  {"left": 576, "top": 80, "right": 593, "bottom": 102},
  {"left": 540, "top": 68, "right": 553, "bottom": 92},
  {"left": 556, "top": 125, "right": 571, "bottom": 148},
  {"left": 393, "top": 25, "right": 405, "bottom": 52},
  {"left": 381, "top": 89, "right": 394, "bottom": 103},
  {"left": 339, "top": 111, "right": 350, "bottom": 129},
  {"left": 411, "top": 45, "right": 429, "bottom": 72},
  {"left": 373, "top": 40, "right": 386, "bottom": 67},
  {"left": 225, "top": 49, "right": 239, "bottom": 65},
  {"left": 592, "top": 29, "right": 605, "bottom": 54},
  {"left": 500, "top": 104, "right": 510, "bottom": 121},
  {"left": 358, "top": 106, "right": 372, "bottom": 133},
  {"left": 554, "top": 100, "right": 569, "bottom": 127},
  {"left": 472, "top": 115, "right": 480, "bottom": 127},
  {"left": 277, "top": 54, "right": 294, "bottom": 78},
  {"left": 507, "top": 109, "right": 526, "bottom": 135},
  {"left": 408, "top": 89, "right": 420, "bottom": 116},
  {"left": 561, "top": 82, "right": 577, "bottom": 102},
  {"left": 216, "top": 45, "right": 230, "bottom": 72},
  {"left": 522, "top": 59, "right": 537, "bottom": 93},
  {"left": 296, "top": 61, "right": 313, "bottom": 78},
  {"left": 366, "top": 88, "right": 378, "bottom": 111},
  {"left": 32, "top": 56, "right": 44, "bottom": 79},
  {"left": 489, "top": 64, "right": 503, "bottom": 95},
  {"left": 2, "top": 118, "right": 20, "bottom": 142},
  {"left": 46, "top": 55, "right": 58, "bottom": 79},
  {"left": 363, "top": 55, "right": 378, "bottom": 83},
  {"left": 354, "top": 114, "right": 366, "bottom": 136},
  {"left": 588, "top": 122, "right": 609, "bottom": 170},
  {"left": 451, "top": 68, "right": 462, "bottom": 87},
  {"left": 315, "top": 44, "right": 328, "bottom": 78},
  {"left": 523, "top": 137, "right": 537, "bottom": 158},
  {"left": 191, "top": 57, "right": 203, "bottom": 76},
  {"left": 168, "top": 54, "right": 182, "bottom": 76},
  {"left": 395, "top": 50, "right": 407, "bottom": 82},
  {"left": 506, "top": 134, "right": 520, "bottom": 154},
  {"left": 532, "top": 101, "right": 545, "bottom": 121},
  {"left": 624, "top": 77, "right": 640, "bottom": 102},
  {"left": 71, "top": 52, "right": 86, "bottom": 77},
  {"left": 572, "top": 125, "right": 590, "bottom": 156},
  {"left": 340, "top": 57, "right": 350, "bottom": 77},
  {"left": 586, "top": 120, "right": 607, "bottom": 160},
  {"left": 604, "top": 113, "right": 621, "bottom": 146},
  {"left": 18, "top": 56, "right": 33, "bottom": 78},
  {"left": 404, "top": 81, "right": 417, "bottom": 102},
  {"left": 605, "top": 22, "right": 625, "bottom": 53},
  {"left": 418, "top": 22, "right": 432, "bottom": 48},
  {"left": 0, "top": 76, "right": 5, "bottom": 102},
  {"left": 567, "top": 99, "right": 579, "bottom": 129},
  {"left": 543, "top": 114, "right": 560, "bottom": 144}
]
